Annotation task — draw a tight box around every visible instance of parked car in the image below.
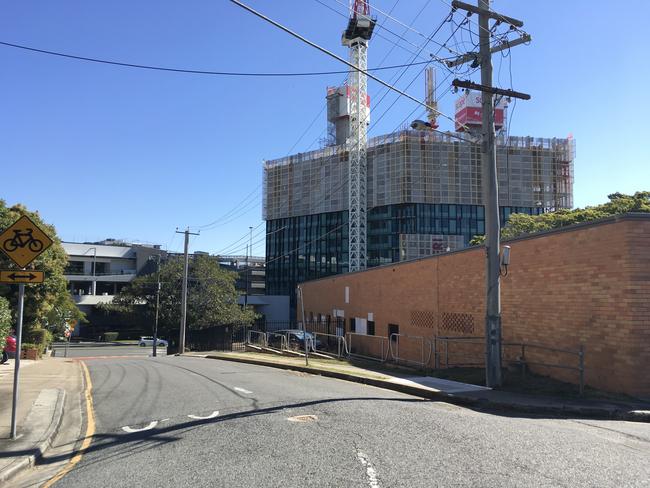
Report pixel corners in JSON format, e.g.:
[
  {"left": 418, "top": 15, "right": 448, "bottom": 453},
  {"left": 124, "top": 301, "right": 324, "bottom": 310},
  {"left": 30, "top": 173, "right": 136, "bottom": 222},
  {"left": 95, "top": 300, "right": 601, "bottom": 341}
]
[
  {"left": 139, "top": 336, "right": 168, "bottom": 347},
  {"left": 268, "top": 329, "right": 321, "bottom": 351}
]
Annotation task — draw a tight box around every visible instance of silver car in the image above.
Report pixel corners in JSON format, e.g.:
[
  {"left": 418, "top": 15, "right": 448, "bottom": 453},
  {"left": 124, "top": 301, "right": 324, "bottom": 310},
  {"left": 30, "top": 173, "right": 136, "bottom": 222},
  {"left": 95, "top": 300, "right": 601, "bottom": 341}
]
[{"left": 138, "top": 336, "right": 168, "bottom": 347}]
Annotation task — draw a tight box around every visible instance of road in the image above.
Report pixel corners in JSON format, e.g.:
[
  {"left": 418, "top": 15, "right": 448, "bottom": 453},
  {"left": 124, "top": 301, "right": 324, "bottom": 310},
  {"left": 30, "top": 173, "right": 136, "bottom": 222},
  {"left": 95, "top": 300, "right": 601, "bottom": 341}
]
[{"left": 34, "top": 354, "right": 650, "bottom": 487}]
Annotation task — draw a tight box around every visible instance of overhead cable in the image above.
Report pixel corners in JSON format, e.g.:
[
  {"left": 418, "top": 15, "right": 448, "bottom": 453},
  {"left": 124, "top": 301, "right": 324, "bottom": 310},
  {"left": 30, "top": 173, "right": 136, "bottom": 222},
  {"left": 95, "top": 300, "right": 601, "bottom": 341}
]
[
  {"left": 229, "top": 0, "right": 474, "bottom": 140},
  {"left": 0, "top": 40, "right": 452, "bottom": 77}
]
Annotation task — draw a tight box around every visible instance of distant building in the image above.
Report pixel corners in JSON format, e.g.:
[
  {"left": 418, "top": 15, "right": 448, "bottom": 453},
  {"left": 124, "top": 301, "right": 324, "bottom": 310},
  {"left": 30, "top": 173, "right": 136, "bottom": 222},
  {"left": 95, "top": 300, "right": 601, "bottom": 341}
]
[
  {"left": 62, "top": 242, "right": 289, "bottom": 335},
  {"left": 216, "top": 255, "right": 266, "bottom": 297},
  {"left": 62, "top": 241, "right": 164, "bottom": 337},
  {"left": 63, "top": 241, "right": 163, "bottom": 305},
  {"left": 216, "top": 255, "right": 290, "bottom": 322}
]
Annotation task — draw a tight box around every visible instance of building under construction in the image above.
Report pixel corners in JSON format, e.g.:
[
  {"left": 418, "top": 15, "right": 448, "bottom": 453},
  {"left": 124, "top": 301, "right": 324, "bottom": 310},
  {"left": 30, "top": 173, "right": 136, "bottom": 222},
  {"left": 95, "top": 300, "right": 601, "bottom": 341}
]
[
  {"left": 264, "top": 126, "right": 575, "bottom": 298},
  {"left": 262, "top": 0, "right": 574, "bottom": 303}
]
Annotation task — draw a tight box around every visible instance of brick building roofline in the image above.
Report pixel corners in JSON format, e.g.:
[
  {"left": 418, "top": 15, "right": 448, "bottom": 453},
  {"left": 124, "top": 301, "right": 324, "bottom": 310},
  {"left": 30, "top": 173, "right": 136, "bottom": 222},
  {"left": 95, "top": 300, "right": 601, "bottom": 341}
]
[{"left": 300, "top": 212, "right": 650, "bottom": 285}]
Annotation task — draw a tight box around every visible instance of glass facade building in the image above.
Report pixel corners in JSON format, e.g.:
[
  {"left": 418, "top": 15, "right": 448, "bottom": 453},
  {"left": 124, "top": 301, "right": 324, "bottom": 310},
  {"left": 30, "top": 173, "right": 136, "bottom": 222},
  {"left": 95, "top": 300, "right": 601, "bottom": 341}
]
[{"left": 266, "top": 203, "right": 543, "bottom": 299}]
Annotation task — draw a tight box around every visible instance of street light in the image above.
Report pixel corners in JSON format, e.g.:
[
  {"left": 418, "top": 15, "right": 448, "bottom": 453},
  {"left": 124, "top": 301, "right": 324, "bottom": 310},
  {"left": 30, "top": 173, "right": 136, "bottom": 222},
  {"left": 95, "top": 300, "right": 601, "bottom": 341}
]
[
  {"left": 83, "top": 247, "right": 97, "bottom": 295},
  {"left": 148, "top": 254, "right": 162, "bottom": 357}
]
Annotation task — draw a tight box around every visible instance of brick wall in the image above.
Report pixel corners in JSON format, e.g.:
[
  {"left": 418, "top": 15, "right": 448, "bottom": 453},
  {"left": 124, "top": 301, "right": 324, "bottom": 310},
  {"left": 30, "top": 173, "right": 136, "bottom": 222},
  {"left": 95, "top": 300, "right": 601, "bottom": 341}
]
[{"left": 300, "top": 214, "right": 650, "bottom": 398}]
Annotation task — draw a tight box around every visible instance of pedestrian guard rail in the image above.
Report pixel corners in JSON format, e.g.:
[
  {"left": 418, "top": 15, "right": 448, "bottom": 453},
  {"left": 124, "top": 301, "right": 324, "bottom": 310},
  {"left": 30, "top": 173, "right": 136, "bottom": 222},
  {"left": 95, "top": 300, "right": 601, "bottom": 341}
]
[
  {"left": 435, "top": 335, "right": 585, "bottom": 395},
  {"left": 388, "top": 333, "right": 434, "bottom": 369},
  {"left": 346, "top": 333, "right": 390, "bottom": 362},
  {"left": 311, "top": 332, "right": 349, "bottom": 358},
  {"left": 502, "top": 341, "right": 585, "bottom": 395},
  {"left": 434, "top": 336, "right": 485, "bottom": 368},
  {"left": 266, "top": 332, "right": 290, "bottom": 351},
  {"left": 247, "top": 329, "right": 268, "bottom": 348},
  {"left": 245, "top": 326, "right": 585, "bottom": 393}
]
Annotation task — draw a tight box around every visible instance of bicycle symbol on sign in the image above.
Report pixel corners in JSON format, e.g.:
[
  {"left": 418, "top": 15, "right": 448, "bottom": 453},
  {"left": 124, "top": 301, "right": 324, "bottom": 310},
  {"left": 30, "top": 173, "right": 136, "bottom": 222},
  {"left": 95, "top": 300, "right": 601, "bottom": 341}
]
[{"left": 2, "top": 228, "right": 44, "bottom": 253}]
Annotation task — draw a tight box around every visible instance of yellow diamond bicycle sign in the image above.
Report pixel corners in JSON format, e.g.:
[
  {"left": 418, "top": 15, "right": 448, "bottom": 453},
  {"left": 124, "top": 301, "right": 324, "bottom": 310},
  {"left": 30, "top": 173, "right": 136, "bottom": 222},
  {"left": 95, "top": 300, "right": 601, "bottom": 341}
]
[{"left": 0, "top": 215, "right": 53, "bottom": 268}]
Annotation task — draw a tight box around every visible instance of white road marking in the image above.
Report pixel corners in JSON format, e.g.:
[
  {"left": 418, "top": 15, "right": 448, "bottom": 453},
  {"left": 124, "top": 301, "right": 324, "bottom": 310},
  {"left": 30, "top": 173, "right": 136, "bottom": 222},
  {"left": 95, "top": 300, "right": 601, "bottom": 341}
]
[
  {"left": 356, "top": 451, "right": 380, "bottom": 488},
  {"left": 287, "top": 415, "right": 318, "bottom": 422},
  {"left": 188, "top": 410, "right": 220, "bottom": 420},
  {"left": 233, "top": 387, "right": 253, "bottom": 394},
  {"left": 122, "top": 421, "right": 158, "bottom": 433}
]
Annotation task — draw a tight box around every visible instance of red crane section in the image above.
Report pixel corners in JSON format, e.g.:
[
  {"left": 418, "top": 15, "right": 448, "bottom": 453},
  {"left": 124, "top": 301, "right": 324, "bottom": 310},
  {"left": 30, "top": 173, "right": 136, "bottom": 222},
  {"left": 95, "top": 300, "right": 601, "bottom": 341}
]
[{"left": 352, "top": 0, "right": 370, "bottom": 17}]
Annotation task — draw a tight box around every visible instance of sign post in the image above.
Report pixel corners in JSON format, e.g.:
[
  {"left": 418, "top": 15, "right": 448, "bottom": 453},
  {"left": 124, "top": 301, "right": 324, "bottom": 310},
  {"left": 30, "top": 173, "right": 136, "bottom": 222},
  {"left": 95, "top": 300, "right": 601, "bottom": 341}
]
[
  {"left": 0, "top": 215, "right": 53, "bottom": 440},
  {"left": 10, "top": 284, "right": 25, "bottom": 439}
]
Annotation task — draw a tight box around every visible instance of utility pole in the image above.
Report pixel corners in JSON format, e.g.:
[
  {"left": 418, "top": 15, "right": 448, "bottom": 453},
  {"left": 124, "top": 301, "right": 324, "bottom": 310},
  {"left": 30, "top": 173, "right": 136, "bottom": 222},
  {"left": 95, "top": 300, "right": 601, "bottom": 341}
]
[
  {"left": 176, "top": 227, "right": 199, "bottom": 354},
  {"left": 245, "top": 226, "right": 252, "bottom": 309},
  {"left": 448, "top": 0, "right": 529, "bottom": 387}
]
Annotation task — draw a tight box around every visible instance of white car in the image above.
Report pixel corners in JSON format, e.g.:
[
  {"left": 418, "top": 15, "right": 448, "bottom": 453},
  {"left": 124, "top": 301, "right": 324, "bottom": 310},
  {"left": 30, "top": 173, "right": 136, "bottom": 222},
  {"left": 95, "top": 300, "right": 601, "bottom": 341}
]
[{"left": 138, "top": 336, "right": 168, "bottom": 347}]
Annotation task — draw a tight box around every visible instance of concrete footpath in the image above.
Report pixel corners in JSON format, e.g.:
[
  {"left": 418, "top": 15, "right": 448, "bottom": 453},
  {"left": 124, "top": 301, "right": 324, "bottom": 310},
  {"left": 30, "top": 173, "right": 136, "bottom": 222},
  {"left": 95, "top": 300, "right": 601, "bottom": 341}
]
[
  {"left": 189, "top": 351, "right": 650, "bottom": 423},
  {"left": 0, "top": 356, "right": 83, "bottom": 485}
]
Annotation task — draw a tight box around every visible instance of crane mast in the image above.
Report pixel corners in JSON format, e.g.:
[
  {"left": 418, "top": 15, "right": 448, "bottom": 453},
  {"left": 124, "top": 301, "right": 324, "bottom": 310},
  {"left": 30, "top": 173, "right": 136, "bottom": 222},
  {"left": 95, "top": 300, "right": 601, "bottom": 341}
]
[
  {"left": 425, "top": 67, "right": 439, "bottom": 129},
  {"left": 343, "top": 0, "right": 375, "bottom": 272}
]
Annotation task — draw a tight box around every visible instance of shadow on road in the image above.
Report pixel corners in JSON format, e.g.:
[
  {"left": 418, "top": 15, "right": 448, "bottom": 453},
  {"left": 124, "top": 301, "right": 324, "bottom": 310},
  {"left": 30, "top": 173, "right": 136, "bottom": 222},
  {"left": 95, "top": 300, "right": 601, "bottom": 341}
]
[{"left": 3, "top": 395, "right": 428, "bottom": 472}]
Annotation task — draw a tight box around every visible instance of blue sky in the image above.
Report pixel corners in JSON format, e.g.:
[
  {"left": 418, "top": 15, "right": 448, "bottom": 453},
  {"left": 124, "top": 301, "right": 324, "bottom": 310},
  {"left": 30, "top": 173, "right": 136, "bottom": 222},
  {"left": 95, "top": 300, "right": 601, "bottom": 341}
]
[{"left": 1, "top": 1, "right": 648, "bottom": 256}]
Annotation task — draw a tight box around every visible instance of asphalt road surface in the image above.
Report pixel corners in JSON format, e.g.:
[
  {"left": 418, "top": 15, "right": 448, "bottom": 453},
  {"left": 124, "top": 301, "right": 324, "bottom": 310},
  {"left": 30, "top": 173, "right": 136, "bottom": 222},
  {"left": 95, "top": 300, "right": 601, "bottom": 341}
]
[{"left": 50, "top": 355, "right": 650, "bottom": 488}]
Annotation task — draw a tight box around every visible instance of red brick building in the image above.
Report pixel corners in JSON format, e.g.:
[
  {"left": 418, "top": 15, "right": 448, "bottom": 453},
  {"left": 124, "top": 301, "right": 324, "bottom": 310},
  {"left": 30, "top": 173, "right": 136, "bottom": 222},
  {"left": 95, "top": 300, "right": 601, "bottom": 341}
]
[{"left": 299, "top": 214, "right": 650, "bottom": 398}]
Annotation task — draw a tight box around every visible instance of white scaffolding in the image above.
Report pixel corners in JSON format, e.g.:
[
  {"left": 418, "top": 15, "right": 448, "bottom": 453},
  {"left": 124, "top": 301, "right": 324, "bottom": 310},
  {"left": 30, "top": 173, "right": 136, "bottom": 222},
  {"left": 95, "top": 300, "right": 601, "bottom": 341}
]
[{"left": 263, "top": 131, "right": 575, "bottom": 221}]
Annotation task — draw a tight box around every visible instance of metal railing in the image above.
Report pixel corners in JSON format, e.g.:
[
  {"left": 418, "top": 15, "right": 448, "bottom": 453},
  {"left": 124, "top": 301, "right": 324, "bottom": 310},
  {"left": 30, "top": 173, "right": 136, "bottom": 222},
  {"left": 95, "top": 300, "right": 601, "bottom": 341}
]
[
  {"left": 388, "top": 333, "right": 433, "bottom": 369},
  {"left": 266, "top": 332, "right": 289, "bottom": 352},
  {"left": 502, "top": 341, "right": 585, "bottom": 395},
  {"left": 434, "top": 336, "right": 586, "bottom": 395},
  {"left": 311, "top": 332, "right": 349, "bottom": 359},
  {"left": 346, "top": 333, "right": 389, "bottom": 362},
  {"left": 246, "top": 330, "right": 267, "bottom": 348},
  {"left": 434, "top": 336, "right": 485, "bottom": 369},
  {"left": 64, "top": 270, "right": 137, "bottom": 276}
]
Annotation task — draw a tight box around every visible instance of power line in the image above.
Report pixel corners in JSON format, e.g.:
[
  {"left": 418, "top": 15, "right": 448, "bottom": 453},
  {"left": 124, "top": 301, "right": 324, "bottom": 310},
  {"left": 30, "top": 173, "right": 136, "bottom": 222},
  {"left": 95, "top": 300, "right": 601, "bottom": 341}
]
[
  {"left": 217, "top": 1, "right": 475, "bottom": 259},
  {"left": 298, "top": 0, "right": 426, "bottom": 154},
  {"left": 0, "top": 40, "right": 451, "bottom": 77},
  {"left": 351, "top": 0, "right": 465, "bottom": 57},
  {"left": 195, "top": 185, "right": 260, "bottom": 229},
  {"left": 215, "top": 221, "right": 266, "bottom": 255},
  {"left": 312, "top": 0, "right": 431, "bottom": 63},
  {"left": 264, "top": 222, "right": 346, "bottom": 267},
  {"left": 229, "top": 0, "right": 473, "bottom": 140},
  {"left": 367, "top": 12, "right": 465, "bottom": 133},
  {"left": 217, "top": 223, "right": 268, "bottom": 256},
  {"left": 438, "top": 0, "right": 528, "bottom": 38}
]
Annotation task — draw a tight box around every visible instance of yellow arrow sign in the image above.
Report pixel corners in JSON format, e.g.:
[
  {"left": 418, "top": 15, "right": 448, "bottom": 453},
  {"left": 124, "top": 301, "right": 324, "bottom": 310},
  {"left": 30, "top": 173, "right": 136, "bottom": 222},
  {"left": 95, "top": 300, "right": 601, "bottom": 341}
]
[
  {"left": 0, "top": 270, "right": 44, "bottom": 284},
  {"left": 0, "top": 215, "right": 53, "bottom": 268}
]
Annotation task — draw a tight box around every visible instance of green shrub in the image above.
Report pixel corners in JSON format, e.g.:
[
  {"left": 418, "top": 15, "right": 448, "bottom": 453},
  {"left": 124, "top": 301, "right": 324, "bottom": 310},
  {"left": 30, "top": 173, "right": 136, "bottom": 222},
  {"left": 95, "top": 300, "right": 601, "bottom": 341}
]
[
  {"left": 0, "top": 297, "right": 11, "bottom": 350},
  {"left": 104, "top": 332, "right": 119, "bottom": 342},
  {"left": 27, "top": 327, "right": 53, "bottom": 349},
  {"left": 21, "top": 342, "right": 44, "bottom": 358}
]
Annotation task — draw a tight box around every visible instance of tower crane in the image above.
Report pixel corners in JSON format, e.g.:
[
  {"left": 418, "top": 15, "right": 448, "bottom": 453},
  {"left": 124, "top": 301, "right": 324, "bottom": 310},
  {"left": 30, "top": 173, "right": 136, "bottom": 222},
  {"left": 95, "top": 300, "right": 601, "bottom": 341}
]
[{"left": 343, "top": 0, "right": 375, "bottom": 272}]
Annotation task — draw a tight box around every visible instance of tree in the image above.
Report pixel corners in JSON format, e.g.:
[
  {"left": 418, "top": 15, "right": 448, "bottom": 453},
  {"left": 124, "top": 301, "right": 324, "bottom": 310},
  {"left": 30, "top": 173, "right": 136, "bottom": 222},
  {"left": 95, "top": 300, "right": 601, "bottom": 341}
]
[
  {"left": 0, "top": 201, "right": 84, "bottom": 337},
  {"left": 107, "top": 254, "right": 256, "bottom": 336},
  {"left": 470, "top": 191, "right": 650, "bottom": 245}
]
